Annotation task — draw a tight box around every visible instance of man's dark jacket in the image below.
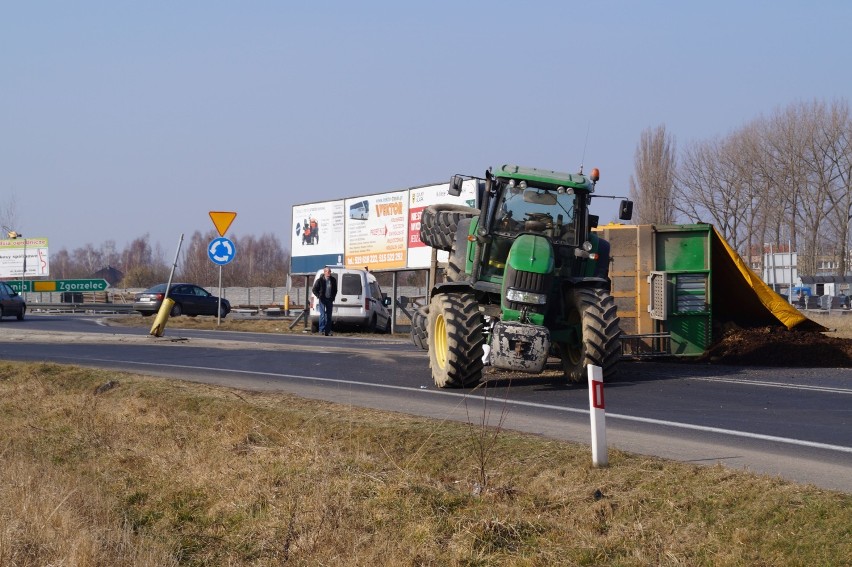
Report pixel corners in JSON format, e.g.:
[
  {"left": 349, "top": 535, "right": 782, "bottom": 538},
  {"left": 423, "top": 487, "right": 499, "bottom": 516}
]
[{"left": 312, "top": 274, "right": 338, "bottom": 301}]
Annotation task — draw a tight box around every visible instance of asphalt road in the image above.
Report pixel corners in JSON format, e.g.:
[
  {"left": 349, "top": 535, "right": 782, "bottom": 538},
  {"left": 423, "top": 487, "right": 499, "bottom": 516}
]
[{"left": 2, "top": 313, "right": 851, "bottom": 492}]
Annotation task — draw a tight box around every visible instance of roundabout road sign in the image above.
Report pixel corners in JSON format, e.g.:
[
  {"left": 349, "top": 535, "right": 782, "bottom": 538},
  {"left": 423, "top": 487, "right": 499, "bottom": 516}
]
[{"left": 208, "top": 237, "right": 236, "bottom": 266}]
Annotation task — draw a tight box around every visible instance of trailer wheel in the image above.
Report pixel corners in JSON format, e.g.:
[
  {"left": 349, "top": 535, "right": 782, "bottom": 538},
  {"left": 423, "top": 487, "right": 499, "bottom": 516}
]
[
  {"left": 410, "top": 305, "right": 429, "bottom": 350},
  {"left": 420, "top": 204, "right": 479, "bottom": 252},
  {"left": 428, "top": 292, "right": 484, "bottom": 388},
  {"left": 557, "top": 288, "right": 621, "bottom": 383}
]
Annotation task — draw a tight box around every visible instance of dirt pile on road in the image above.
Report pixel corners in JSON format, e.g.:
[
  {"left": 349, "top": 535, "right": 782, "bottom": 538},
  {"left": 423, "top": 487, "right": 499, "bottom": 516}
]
[{"left": 703, "top": 325, "right": 852, "bottom": 367}]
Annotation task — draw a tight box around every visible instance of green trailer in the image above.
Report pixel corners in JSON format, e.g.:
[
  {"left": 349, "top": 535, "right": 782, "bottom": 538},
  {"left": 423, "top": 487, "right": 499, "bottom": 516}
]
[{"left": 596, "top": 223, "right": 818, "bottom": 357}]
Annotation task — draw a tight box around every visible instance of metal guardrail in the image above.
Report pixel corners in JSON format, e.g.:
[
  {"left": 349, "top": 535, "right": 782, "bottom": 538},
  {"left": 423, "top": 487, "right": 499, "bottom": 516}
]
[
  {"left": 27, "top": 303, "right": 313, "bottom": 318},
  {"left": 29, "top": 303, "right": 138, "bottom": 314}
]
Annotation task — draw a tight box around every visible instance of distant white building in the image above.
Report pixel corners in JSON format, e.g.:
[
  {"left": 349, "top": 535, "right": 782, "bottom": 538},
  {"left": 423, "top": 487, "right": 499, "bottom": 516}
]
[
  {"left": 762, "top": 250, "right": 798, "bottom": 294},
  {"left": 796, "top": 275, "right": 852, "bottom": 297}
]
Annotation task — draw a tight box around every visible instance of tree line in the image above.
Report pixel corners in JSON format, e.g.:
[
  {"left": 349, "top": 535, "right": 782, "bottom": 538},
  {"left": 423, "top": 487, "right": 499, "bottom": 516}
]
[
  {"left": 630, "top": 98, "right": 852, "bottom": 276},
  {"left": 49, "top": 231, "right": 290, "bottom": 288}
]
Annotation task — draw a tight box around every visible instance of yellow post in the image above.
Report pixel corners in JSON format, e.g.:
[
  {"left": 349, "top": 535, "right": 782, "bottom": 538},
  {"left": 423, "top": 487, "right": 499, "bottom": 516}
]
[
  {"left": 149, "top": 298, "right": 175, "bottom": 337},
  {"left": 284, "top": 295, "right": 290, "bottom": 316}
]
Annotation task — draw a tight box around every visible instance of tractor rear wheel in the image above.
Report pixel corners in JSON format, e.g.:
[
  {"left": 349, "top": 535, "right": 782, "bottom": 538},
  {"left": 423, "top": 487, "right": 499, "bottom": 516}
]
[
  {"left": 445, "top": 218, "right": 472, "bottom": 282},
  {"left": 420, "top": 205, "right": 479, "bottom": 252},
  {"left": 410, "top": 305, "right": 429, "bottom": 350},
  {"left": 557, "top": 287, "right": 621, "bottom": 383},
  {"left": 427, "top": 292, "right": 484, "bottom": 388}
]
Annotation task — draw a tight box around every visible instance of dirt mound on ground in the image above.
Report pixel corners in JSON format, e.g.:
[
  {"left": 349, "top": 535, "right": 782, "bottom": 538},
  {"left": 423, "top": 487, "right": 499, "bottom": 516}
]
[{"left": 702, "top": 326, "right": 852, "bottom": 367}]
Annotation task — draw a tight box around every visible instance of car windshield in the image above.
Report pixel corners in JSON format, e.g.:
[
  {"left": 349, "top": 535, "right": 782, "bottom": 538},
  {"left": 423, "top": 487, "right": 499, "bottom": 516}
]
[
  {"left": 495, "top": 184, "right": 578, "bottom": 245},
  {"left": 144, "top": 284, "right": 167, "bottom": 293}
]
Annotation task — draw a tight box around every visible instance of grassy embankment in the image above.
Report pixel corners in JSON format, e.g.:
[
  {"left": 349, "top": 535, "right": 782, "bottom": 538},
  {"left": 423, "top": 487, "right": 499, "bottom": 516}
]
[{"left": 1, "top": 361, "right": 849, "bottom": 566}]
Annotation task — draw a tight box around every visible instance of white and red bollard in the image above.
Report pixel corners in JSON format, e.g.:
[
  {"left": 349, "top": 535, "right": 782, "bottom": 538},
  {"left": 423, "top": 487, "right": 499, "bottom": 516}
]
[{"left": 588, "top": 364, "right": 608, "bottom": 467}]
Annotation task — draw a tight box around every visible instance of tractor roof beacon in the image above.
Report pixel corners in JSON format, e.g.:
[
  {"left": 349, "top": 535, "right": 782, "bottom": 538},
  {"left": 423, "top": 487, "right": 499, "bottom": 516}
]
[{"left": 415, "top": 164, "right": 633, "bottom": 388}]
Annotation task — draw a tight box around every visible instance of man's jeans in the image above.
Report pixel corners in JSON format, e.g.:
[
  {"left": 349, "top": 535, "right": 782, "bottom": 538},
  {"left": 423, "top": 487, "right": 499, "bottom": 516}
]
[{"left": 318, "top": 297, "right": 334, "bottom": 334}]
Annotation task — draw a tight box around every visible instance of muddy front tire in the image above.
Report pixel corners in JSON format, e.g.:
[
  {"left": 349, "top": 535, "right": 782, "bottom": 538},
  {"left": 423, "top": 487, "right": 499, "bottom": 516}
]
[
  {"left": 427, "top": 292, "right": 484, "bottom": 388},
  {"left": 558, "top": 288, "right": 621, "bottom": 383}
]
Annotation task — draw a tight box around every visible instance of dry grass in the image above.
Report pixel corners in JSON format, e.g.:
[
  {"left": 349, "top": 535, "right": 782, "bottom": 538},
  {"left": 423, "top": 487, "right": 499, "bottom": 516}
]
[
  {"left": 805, "top": 311, "right": 852, "bottom": 338},
  {"left": 108, "top": 314, "right": 402, "bottom": 337},
  {"left": 1, "top": 361, "right": 849, "bottom": 566}
]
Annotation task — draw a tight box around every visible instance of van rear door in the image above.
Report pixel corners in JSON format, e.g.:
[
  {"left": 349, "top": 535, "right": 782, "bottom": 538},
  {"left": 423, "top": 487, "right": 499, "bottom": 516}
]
[{"left": 336, "top": 271, "right": 364, "bottom": 312}]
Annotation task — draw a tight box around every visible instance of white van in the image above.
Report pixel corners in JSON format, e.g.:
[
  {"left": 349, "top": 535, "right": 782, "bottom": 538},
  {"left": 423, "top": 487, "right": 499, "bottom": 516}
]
[{"left": 310, "top": 266, "right": 392, "bottom": 333}]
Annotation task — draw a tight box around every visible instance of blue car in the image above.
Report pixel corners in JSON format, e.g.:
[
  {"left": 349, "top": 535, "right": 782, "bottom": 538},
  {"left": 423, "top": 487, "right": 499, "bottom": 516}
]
[{"left": 0, "top": 281, "right": 26, "bottom": 321}]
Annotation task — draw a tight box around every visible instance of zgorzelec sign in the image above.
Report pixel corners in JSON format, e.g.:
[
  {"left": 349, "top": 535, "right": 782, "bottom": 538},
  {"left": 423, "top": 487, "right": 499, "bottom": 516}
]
[
  {"left": 8, "top": 279, "right": 109, "bottom": 294},
  {"left": 53, "top": 279, "right": 109, "bottom": 291}
]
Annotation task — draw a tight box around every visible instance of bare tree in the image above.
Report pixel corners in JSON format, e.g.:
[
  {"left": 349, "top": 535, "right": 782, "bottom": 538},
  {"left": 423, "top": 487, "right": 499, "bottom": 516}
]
[
  {"left": 675, "top": 136, "right": 753, "bottom": 250},
  {"left": 119, "top": 235, "right": 168, "bottom": 287},
  {"left": 811, "top": 99, "right": 852, "bottom": 275},
  {"left": 629, "top": 125, "right": 677, "bottom": 224},
  {"left": 674, "top": 99, "right": 852, "bottom": 277},
  {"left": 1, "top": 193, "right": 19, "bottom": 233},
  {"left": 247, "top": 233, "right": 289, "bottom": 287},
  {"left": 179, "top": 230, "right": 220, "bottom": 285}
]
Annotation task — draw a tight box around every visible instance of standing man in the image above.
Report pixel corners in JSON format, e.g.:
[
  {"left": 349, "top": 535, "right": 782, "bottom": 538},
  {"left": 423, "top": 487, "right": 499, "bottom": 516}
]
[{"left": 312, "top": 267, "right": 338, "bottom": 336}]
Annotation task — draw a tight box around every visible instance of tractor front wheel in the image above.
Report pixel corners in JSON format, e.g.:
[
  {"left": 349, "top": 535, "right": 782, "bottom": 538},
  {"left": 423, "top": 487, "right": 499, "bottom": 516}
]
[
  {"left": 557, "top": 288, "right": 621, "bottom": 383},
  {"left": 427, "top": 292, "right": 484, "bottom": 388}
]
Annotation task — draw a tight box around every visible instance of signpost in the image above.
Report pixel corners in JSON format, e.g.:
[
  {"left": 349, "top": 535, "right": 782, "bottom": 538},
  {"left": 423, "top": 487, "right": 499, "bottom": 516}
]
[
  {"left": 588, "top": 364, "right": 608, "bottom": 467},
  {"left": 8, "top": 279, "right": 109, "bottom": 294},
  {"left": 208, "top": 211, "right": 237, "bottom": 325},
  {"left": 208, "top": 237, "right": 236, "bottom": 266}
]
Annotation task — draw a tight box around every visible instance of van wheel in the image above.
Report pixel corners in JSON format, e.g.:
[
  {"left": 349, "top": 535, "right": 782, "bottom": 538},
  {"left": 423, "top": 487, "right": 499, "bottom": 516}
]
[
  {"left": 383, "top": 317, "right": 392, "bottom": 334},
  {"left": 367, "top": 314, "right": 378, "bottom": 333}
]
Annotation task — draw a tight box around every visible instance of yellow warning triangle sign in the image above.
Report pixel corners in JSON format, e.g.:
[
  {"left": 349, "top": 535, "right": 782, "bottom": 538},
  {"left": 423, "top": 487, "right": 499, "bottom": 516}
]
[{"left": 209, "top": 211, "right": 237, "bottom": 237}]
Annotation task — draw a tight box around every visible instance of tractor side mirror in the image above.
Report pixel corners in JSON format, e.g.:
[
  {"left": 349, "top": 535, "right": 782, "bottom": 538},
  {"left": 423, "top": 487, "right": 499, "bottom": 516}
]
[
  {"left": 619, "top": 199, "right": 634, "bottom": 221},
  {"left": 449, "top": 175, "right": 464, "bottom": 196}
]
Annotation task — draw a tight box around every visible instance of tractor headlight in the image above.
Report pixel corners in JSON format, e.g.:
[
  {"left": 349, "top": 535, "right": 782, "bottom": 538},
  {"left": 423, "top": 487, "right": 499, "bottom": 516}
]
[{"left": 506, "top": 288, "right": 548, "bottom": 305}]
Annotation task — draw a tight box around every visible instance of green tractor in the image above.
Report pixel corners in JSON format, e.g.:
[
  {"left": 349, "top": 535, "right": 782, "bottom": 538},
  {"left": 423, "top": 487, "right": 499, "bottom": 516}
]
[{"left": 415, "top": 164, "right": 633, "bottom": 388}]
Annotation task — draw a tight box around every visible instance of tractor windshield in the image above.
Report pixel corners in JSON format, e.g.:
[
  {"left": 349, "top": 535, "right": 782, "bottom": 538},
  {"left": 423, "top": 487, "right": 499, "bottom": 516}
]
[{"left": 494, "top": 184, "right": 578, "bottom": 245}]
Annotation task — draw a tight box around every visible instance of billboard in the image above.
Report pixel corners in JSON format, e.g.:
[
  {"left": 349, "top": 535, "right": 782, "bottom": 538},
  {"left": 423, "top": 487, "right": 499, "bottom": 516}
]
[
  {"left": 407, "top": 180, "right": 478, "bottom": 269},
  {"left": 290, "top": 200, "right": 345, "bottom": 274},
  {"left": 344, "top": 191, "right": 408, "bottom": 270},
  {"left": 0, "top": 237, "right": 50, "bottom": 278},
  {"left": 289, "top": 179, "right": 482, "bottom": 274}
]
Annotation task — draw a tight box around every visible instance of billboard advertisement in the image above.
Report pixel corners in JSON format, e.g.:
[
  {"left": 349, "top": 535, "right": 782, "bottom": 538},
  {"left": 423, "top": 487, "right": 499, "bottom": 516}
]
[
  {"left": 0, "top": 237, "right": 50, "bottom": 278},
  {"left": 344, "top": 191, "right": 408, "bottom": 270},
  {"left": 407, "top": 180, "right": 478, "bottom": 269},
  {"left": 290, "top": 200, "right": 345, "bottom": 274}
]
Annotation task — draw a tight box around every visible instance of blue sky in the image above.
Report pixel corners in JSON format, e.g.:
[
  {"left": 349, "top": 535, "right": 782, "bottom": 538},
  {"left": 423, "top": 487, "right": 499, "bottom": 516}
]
[{"left": 3, "top": 1, "right": 851, "bottom": 255}]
